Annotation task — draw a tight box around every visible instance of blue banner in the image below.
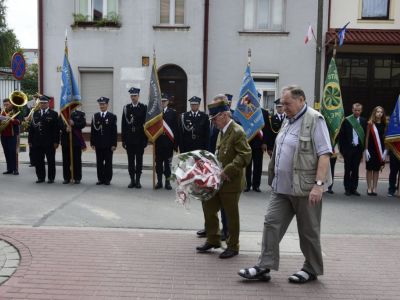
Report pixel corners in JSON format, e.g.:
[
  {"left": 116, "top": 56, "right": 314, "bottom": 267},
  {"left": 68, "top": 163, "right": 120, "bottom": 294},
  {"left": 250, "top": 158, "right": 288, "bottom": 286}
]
[
  {"left": 233, "top": 65, "right": 265, "bottom": 141},
  {"left": 60, "top": 47, "right": 81, "bottom": 119},
  {"left": 385, "top": 96, "right": 400, "bottom": 159}
]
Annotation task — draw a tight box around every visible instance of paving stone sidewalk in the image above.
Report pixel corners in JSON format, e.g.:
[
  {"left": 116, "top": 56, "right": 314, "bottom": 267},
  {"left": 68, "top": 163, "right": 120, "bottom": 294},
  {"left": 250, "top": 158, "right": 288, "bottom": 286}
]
[{"left": 0, "top": 226, "right": 399, "bottom": 299}]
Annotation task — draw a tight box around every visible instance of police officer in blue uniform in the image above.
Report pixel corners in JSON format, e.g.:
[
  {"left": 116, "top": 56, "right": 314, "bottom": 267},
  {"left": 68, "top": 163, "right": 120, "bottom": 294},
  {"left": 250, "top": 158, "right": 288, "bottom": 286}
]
[
  {"left": 90, "top": 97, "right": 117, "bottom": 185},
  {"left": 179, "top": 96, "right": 209, "bottom": 153},
  {"left": 155, "top": 93, "right": 178, "bottom": 190},
  {"left": 121, "top": 87, "right": 148, "bottom": 189},
  {"left": 59, "top": 109, "right": 87, "bottom": 184},
  {"left": 28, "top": 95, "right": 59, "bottom": 183}
]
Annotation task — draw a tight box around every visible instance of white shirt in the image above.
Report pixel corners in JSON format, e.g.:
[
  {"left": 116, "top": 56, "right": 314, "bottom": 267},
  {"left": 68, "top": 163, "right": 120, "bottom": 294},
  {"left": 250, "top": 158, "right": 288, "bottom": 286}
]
[
  {"left": 100, "top": 111, "right": 108, "bottom": 118},
  {"left": 222, "top": 120, "right": 233, "bottom": 135}
]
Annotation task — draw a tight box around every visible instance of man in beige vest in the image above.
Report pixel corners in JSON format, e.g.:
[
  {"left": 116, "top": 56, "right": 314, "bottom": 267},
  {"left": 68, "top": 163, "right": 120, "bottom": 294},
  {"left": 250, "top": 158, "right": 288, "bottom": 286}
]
[{"left": 238, "top": 85, "right": 332, "bottom": 283}]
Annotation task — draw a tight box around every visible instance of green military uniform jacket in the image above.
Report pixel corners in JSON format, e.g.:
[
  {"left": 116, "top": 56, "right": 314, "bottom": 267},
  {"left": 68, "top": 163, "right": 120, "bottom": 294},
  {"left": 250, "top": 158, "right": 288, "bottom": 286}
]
[{"left": 216, "top": 121, "right": 252, "bottom": 192}]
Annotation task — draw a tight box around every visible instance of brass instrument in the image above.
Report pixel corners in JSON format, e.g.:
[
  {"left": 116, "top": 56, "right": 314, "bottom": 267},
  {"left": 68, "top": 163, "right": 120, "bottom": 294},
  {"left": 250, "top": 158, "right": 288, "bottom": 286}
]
[
  {"left": 21, "top": 93, "right": 41, "bottom": 132},
  {"left": 0, "top": 91, "right": 28, "bottom": 133}
]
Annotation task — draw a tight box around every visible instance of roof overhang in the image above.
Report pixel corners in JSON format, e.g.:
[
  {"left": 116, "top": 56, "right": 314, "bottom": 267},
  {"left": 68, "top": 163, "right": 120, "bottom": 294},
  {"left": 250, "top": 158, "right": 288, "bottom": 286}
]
[{"left": 326, "top": 29, "right": 400, "bottom": 46}]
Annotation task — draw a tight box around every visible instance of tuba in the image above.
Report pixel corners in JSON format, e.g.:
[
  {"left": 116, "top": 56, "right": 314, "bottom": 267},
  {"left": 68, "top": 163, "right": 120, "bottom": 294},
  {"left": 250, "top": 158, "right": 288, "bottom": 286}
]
[{"left": 0, "top": 91, "right": 28, "bottom": 133}]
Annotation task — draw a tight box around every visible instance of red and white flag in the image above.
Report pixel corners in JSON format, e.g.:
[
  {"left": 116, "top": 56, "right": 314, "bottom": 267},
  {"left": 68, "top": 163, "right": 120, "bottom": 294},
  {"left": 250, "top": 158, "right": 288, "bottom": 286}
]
[{"left": 305, "top": 25, "right": 314, "bottom": 44}]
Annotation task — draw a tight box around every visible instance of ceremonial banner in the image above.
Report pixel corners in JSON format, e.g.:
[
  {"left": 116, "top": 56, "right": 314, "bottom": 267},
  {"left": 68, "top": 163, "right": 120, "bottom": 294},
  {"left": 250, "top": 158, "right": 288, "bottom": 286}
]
[
  {"left": 321, "top": 57, "right": 344, "bottom": 146},
  {"left": 233, "top": 65, "right": 264, "bottom": 141},
  {"left": 144, "top": 60, "right": 163, "bottom": 143},
  {"left": 385, "top": 96, "right": 400, "bottom": 160}
]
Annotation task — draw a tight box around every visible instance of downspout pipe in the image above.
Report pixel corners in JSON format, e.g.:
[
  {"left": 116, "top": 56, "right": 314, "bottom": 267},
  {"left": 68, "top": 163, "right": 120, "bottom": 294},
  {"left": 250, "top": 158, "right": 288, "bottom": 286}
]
[
  {"left": 202, "top": 0, "right": 209, "bottom": 111},
  {"left": 38, "top": 0, "right": 44, "bottom": 93},
  {"left": 313, "top": 0, "right": 324, "bottom": 108}
]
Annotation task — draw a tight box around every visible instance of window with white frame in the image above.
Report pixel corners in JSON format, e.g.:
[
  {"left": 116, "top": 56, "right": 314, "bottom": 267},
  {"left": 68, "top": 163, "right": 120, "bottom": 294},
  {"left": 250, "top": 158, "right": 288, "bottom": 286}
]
[
  {"left": 244, "top": 0, "right": 284, "bottom": 31},
  {"left": 362, "top": 0, "right": 390, "bottom": 19},
  {"left": 75, "top": 0, "right": 118, "bottom": 21},
  {"left": 254, "top": 78, "right": 278, "bottom": 112},
  {"left": 160, "top": 0, "right": 185, "bottom": 25}
]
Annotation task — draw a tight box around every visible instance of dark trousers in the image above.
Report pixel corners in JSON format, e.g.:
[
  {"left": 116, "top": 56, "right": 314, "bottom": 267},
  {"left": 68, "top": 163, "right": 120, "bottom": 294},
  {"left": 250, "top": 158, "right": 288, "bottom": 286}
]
[
  {"left": 246, "top": 147, "right": 263, "bottom": 189},
  {"left": 126, "top": 144, "right": 144, "bottom": 179},
  {"left": 1, "top": 135, "right": 17, "bottom": 172},
  {"left": 155, "top": 146, "right": 173, "bottom": 179},
  {"left": 328, "top": 156, "right": 337, "bottom": 190},
  {"left": 62, "top": 145, "right": 82, "bottom": 181},
  {"left": 388, "top": 152, "right": 400, "bottom": 194},
  {"left": 29, "top": 146, "right": 35, "bottom": 166},
  {"left": 34, "top": 145, "right": 56, "bottom": 181},
  {"left": 343, "top": 145, "right": 363, "bottom": 192},
  {"left": 95, "top": 148, "right": 113, "bottom": 183}
]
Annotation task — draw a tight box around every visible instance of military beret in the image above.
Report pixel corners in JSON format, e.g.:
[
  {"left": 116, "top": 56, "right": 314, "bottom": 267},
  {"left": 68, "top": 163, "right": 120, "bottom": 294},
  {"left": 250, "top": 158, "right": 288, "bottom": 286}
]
[
  {"left": 97, "top": 96, "right": 110, "bottom": 104},
  {"left": 274, "top": 98, "right": 282, "bottom": 106},
  {"left": 224, "top": 94, "right": 233, "bottom": 102},
  {"left": 39, "top": 95, "right": 51, "bottom": 102},
  {"left": 129, "top": 87, "right": 140, "bottom": 95},
  {"left": 208, "top": 99, "right": 230, "bottom": 120},
  {"left": 188, "top": 96, "right": 201, "bottom": 104}
]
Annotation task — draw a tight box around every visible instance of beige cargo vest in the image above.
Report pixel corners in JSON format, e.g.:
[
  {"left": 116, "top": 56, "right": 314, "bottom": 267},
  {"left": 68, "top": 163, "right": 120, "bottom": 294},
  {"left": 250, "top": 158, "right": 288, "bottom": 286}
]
[{"left": 268, "top": 107, "right": 332, "bottom": 196}]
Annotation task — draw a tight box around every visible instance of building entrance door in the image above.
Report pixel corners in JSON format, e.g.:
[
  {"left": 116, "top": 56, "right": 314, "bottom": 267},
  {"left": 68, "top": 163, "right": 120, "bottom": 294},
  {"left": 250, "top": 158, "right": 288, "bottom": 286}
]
[{"left": 158, "top": 64, "right": 187, "bottom": 116}]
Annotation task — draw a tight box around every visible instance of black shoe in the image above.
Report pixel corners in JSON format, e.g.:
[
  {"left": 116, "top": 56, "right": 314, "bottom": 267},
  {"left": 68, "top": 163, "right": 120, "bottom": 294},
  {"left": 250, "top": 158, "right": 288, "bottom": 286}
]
[
  {"left": 135, "top": 181, "right": 142, "bottom": 189},
  {"left": 196, "top": 242, "right": 220, "bottom": 252},
  {"left": 155, "top": 182, "right": 163, "bottom": 189},
  {"left": 326, "top": 189, "right": 334, "bottom": 194},
  {"left": 74, "top": 180, "right": 80, "bottom": 184},
  {"left": 13, "top": 171, "right": 19, "bottom": 175},
  {"left": 345, "top": 190, "right": 351, "bottom": 196},
  {"left": 62, "top": 180, "right": 70, "bottom": 184},
  {"left": 3, "top": 171, "right": 12, "bottom": 174},
  {"left": 352, "top": 190, "right": 361, "bottom": 196},
  {"left": 196, "top": 229, "right": 206, "bottom": 237},
  {"left": 128, "top": 181, "right": 136, "bottom": 188},
  {"left": 47, "top": 180, "right": 54, "bottom": 184},
  {"left": 104, "top": 181, "right": 110, "bottom": 185},
  {"left": 371, "top": 192, "right": 377, "bottom": 196},
  {"left": 96, "top": 181, "right": 104, "bottom": 185},
  {"left": 244, "top": 187, "right": 251, "bottom": 192},
  {"left": 36, "top": 179, "right": 45, "bottom": 183},
  {"left": 165, "top": 180, "right": 172, "bottom": 190},
  {"left": 219, "top": 249, "right": 238, "bottom": 259},
  {"left": 253, "top": 187, "right": 261, "bottom": 193}
]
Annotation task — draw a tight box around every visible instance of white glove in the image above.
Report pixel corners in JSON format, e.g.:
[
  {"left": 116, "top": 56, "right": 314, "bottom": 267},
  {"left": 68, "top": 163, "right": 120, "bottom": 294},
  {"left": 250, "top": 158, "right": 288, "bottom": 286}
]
[
  {"left": 382, "top": 150, "right": 388, "bottom": 161},
  {"left": 365, "top": 150, "right": 371, "bottom": 161}
]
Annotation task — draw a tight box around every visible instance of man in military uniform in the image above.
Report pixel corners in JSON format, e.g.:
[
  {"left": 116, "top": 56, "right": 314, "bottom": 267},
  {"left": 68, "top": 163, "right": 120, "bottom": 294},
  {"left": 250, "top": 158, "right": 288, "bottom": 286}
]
[
  {"left": 197, "top": 95, "right": 251, "bottom": 259},
  {"left": 245, "top": 95, "right": 273, "bottom": 192},
  {"left": 179, "top": 96, "right": 209, "bottom": 153},
  {"left": 28, "top": 95, "right": 59, "bottom": 183},
  {"left": 59, "top": 108, "right": 87, "bottom": 184},
  {"left": 268, "top": 98, "right": 286, "bottom": 156},
  {"left": 91, "top": 97, "right": 117, "bottom": 185},
  {"left": 1, "top": 98, "right": 21, "bottom": 175},
  {"left": 155, "top": 93, "right": 178, "bottom": 190},
  {"left": 121, "top": 87, "right": 148, "bottom": 189}
]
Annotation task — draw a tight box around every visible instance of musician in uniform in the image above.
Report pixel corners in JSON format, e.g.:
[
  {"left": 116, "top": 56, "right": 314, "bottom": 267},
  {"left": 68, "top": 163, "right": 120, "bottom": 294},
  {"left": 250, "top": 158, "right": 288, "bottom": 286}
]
[
  {"left": 155, "top": 93, "right": 178, "bottom": 190},
  {"left": 121, "top": 87, "right": 148, "bottom": 189},
  {"left": 1, "top": 98, "right": 21, "bottom": 175},
  {"left": 179, "top": 96, "right": 209, "bottom": 153},
  {"left": 28, "top": 95, "right": 59, "bottom": 183},
  {"left": 59, "top": 109, "right": 87, "bottom": 184},
  {"left": 90, "top": 97, "right": 117, "bottom": 185}
]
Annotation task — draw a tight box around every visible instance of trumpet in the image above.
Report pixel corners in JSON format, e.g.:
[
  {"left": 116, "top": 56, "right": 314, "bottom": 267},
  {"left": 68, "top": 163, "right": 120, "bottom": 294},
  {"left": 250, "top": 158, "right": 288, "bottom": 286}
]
[
  {"left": 0, "top": 91, "right": 28, "bottom": 133},
  {"left": 21, "top": 93, "right": 42, "bottom": 132}
]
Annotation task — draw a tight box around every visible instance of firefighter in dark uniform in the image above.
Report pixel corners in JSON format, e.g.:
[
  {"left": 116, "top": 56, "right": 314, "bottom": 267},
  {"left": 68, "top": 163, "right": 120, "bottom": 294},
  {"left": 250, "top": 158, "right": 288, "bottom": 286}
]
[
  {"left": 59, "top": 109, "right": 87, "bottom": 184},
  {"left": 179, "top": 96, "right": 209, "bottom": 153},
  {"left": 121, "top": 87, "right": 148, "bottom": 189},
  {"left": 268, "top": 98, "right": 285, "bottom": 156},
  {"left": 28, "top": 95, "right": 59, "bottom": 183},
  {"left": 245, "top": 93, "right": 273, "bottom": 192},
  {"left": 155, "top": 93, "right": 178, "bottom": 190},
  {"left": 90, "top": 97, "right": 117, "bottom": 185}
]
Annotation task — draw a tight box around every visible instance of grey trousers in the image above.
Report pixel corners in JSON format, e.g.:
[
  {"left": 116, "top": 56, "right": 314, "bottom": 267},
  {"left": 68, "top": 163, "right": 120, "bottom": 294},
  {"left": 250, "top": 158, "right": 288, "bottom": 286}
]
[{"left": 257, "top": 192, "right": 323, "bottom": 275}]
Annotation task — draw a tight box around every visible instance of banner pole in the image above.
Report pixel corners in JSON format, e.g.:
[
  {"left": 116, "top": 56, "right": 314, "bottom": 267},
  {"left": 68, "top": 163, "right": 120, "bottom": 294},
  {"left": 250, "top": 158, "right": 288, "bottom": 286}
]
[
  {"left": 68, "top": 107, "right": 74, "bottom": 182},
  {"left": 152, "top": 143, "right": 156, "bottom": 189}
]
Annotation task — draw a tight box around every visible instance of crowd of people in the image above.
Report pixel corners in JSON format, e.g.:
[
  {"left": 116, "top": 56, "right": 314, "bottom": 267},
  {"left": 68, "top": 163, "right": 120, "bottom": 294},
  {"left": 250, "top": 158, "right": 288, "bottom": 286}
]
[{"left": 1, "top": 85, "right": 400, "bottom": 284}]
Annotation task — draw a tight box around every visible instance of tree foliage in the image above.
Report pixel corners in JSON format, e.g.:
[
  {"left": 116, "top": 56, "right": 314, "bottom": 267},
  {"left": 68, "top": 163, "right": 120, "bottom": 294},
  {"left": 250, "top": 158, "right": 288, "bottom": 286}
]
[
  {"left": 0, "top": 0, "right": 20, "bottom": 67},
  {"left": 21, "top": 63, "right": 38, "bottom": 96}
]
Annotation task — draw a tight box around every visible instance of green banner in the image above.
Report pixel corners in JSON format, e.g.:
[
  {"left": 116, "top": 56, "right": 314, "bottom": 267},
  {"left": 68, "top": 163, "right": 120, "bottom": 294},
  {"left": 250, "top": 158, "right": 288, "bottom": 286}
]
[{"left": 321, "top": 58, "right": 345, "bottom": 146}]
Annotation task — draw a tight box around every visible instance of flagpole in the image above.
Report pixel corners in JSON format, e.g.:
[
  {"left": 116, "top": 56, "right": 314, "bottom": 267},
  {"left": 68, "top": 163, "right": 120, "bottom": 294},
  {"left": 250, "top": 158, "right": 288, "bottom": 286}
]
[
  {"left": 65, "top": 32, "right": 74, "bottom": 183},
  {"left": 152, "top": 49, "right": 156, "bottom": 190}
]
